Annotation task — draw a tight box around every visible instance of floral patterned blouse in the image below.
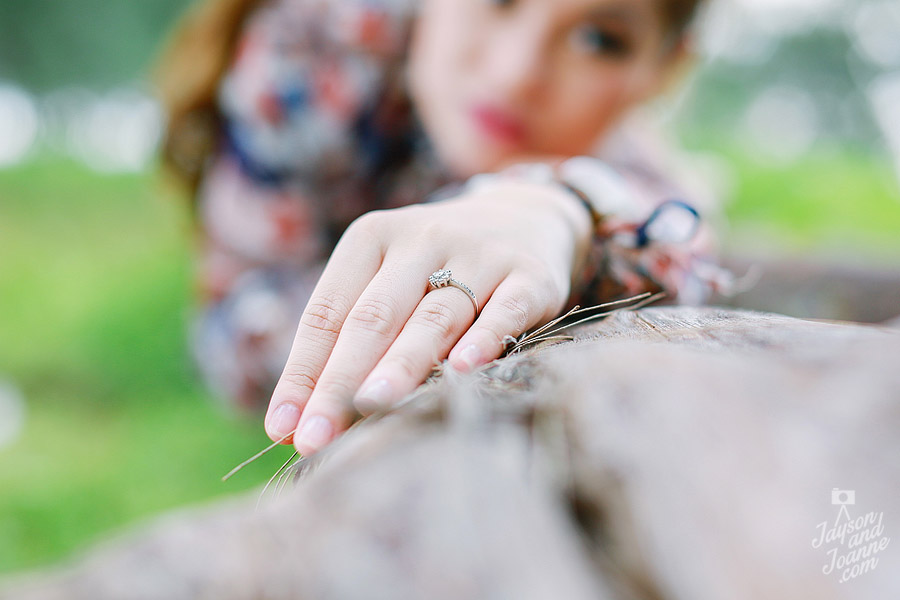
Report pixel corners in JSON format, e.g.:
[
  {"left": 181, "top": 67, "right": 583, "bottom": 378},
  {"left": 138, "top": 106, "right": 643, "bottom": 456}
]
[{"left": 190, "top": 0, "right": 734, "bottom": 411}]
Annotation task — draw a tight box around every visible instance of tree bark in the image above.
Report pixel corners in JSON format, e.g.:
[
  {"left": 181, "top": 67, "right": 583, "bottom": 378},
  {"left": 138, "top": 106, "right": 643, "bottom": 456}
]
[
  {"left": 716, "top": 252, "right": 900, "bottom": 323},
  {"left": 3, "top": 306, "right": 899, "bottom": 600}
]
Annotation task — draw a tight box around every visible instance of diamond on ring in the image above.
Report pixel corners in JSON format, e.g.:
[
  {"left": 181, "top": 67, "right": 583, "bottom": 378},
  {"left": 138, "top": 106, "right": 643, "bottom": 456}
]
[
  {"left": 427, "top": 269, "right": 479, "bottom": 314},
  {"left": 429, "top": 269, "right": 452, "bottom": 288}
]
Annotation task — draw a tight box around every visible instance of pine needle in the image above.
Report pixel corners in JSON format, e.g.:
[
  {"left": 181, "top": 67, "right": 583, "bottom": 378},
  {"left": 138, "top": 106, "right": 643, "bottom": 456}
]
[
  {"left": 222, "top": 430, "right": 299, "bottom": 481},
  {"left": 255, "top": 451, "right": 299, "bottom": 510},
  {"left": 500, "top": 292, "right": 662, "bottom": 357}
]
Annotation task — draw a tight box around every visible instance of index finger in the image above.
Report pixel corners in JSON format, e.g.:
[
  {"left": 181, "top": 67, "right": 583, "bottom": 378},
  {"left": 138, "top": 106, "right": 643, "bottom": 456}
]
[{"left": 263, "top": 219, "right": 385, "bottom": 443}]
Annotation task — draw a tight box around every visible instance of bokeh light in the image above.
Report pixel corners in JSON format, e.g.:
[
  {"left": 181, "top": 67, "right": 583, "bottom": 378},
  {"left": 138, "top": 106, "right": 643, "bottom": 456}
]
[{"left": 0, "top": 83, "right": 39, "bottom": 166}]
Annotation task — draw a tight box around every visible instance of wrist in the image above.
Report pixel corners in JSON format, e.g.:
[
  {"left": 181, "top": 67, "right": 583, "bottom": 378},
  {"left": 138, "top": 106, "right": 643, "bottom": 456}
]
[
  {"left": 540, "top": 184, "right": 595, "bottom": 294},
  {"left": 466, "top": 163, "right": 592, "bottom": 234},
  {"left": 464, "top": 173, "right": 593, "bottom": 292}
]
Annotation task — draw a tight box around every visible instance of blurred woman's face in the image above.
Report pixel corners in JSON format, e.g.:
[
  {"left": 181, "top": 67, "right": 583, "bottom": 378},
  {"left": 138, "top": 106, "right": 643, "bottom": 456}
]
[{"left": 408, "top": 0, "right": 684, "bottom": 177}]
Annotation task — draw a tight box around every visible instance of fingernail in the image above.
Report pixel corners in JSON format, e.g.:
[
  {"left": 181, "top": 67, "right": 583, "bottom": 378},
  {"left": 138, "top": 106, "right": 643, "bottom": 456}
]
[
  {"left": 354, "top": 379, "right": 392, "bottom": 413},
  {"left": 267, "top": 403, "right": 301, "bottom": 439},
  {"left": 294, "top": 415, "right": 334, "bottom": 453},
  {"left": 452, "top": 344, "right": 481, "bottom": 373}
]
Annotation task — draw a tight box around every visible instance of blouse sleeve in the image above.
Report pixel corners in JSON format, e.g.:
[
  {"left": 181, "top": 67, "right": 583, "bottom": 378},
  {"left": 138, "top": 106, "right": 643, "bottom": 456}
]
[
  {"left": 571, "top": 116, "right": 737, "bottom": 306},
  {"left": 560, "top": 156, "right": 736, "bottom": 307}
]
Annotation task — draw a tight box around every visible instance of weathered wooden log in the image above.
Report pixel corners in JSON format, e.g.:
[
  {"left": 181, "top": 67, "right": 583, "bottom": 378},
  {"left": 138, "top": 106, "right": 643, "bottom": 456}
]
[
  {"left": 2, "top": 306, "right": 898, "bottom": 600},
  {"left": 717, "top": 252, "right": 900, "bottom": 323}
]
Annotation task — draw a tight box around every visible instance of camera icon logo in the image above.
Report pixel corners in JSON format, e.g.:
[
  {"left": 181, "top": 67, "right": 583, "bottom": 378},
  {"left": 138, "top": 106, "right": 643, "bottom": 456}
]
[{"left": 832, "top": 488, "right": 856, "bottom": 505}]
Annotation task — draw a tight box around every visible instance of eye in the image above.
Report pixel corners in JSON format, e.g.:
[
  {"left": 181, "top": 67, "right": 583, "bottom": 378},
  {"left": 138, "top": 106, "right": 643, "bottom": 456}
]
[
  {"left": 571, "top": 24, "right": 632, "bottom": 58},
  {"left": 486, "top": 0, "right": 516, "bottom": 9}
]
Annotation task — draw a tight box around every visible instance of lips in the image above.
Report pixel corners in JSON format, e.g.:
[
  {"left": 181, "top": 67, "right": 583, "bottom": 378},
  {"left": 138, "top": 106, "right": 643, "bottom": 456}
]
[{"left": 469, "top": 103, "right": 528, "bottom": 145}]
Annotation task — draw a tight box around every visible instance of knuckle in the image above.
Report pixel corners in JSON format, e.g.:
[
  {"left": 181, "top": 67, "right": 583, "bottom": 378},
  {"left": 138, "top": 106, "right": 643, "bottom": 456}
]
[
  {"left": 417, "top": 218, "right": 446, "bottom": 242},
  {"left": 481, "top": 327, "right": 511, "bottom": 355},
  {"left": 523, "top": 261, "right": 566, "bottom": 306},
  {"left": 278, "top": 368, "right": 318, "bottom": 396},
  {"left": 545, "top": 273, "right": 569, "bottom": 310},
  {"left": 497, "top": 290, "right": 536, "bottom": 334},
  {"left": 413, "top": 302, "right": 460, "bottom": 338},
  {"left": 313, "top": 377, "right": 356, "bottom": 402},
  {"left": 343, "top": 211, "right": 387, "bottom": 245},
  {"left": 519, "top": 256, "right": 551, "bottom": 278},
  {"left": 347, "top": 295, "right": 398, "bottom": 335},
  {"left": 535, "top": 273, "right": 562, "bottom": 305},
  {"left": 383, "top": 351, "right": 421, "bottom": 382},
  {"left": 349, "top": 210, "right": 383, "bottom": 232},
  {"left": 538, "top": 268, "right": 559, "bottom": 292},
  {"left": 394, "top": 203, "right": 425, "bottom": 220},
  {"left": 482, "top": 236, "right": 516, "bottom": 256},
  {"left": 301, "top": 293, "right": 349, "bottom": 336}
]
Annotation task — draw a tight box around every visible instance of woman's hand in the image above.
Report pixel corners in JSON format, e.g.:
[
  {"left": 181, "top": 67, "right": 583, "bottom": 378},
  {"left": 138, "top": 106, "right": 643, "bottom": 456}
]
[{"left": 263, "top": 178, "right": 593, "bottom": 456}]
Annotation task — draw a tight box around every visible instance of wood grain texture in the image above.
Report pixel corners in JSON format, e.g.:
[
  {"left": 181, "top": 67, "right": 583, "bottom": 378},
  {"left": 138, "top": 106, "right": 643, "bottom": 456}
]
[{"left": 3, "top": 307, "right": 898, "bottom": 600}]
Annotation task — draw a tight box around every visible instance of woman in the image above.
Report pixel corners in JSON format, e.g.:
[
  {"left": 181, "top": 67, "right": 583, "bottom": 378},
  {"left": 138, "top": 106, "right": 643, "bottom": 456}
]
[{"left": 156, "top": 0, "right": 732, "bottom": 458}]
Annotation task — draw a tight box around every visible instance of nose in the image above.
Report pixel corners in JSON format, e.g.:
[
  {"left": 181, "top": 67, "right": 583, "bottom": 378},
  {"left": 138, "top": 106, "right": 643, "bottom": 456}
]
[{"left": 479, "top": 15, "right": 551, "bottom": 104}]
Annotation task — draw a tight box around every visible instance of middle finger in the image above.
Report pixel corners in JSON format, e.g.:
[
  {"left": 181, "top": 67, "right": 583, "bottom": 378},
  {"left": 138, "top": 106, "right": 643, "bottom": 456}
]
[
  {"left": 290, "top": 257, "right": 490, "bottom": 455},
  {"left": 353, "top": 264, "right": 503, "bottom": 414}
]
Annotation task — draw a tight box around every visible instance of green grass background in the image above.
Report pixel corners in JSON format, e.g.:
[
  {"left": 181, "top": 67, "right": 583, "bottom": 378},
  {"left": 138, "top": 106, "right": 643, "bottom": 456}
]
[
  {"left": 0, "top": 159, "right": 294, "bottom": 574},
  {"left": 1, "top": 151, "right": 899, "bottom": 575}
]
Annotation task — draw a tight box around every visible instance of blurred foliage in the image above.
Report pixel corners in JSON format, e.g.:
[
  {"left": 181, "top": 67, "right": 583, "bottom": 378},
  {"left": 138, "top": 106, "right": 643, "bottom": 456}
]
[
  {"left": 678, "top": 139, "right": 900, "bottom": 258},
  {"left": 0, "top": 159, "right": 295, "bottom": 575},
  {"left": 720, "top": 148, "right": 900, "bottom": 255},
  {"left": 679, "top": 29, "right": 884, "bottom": 149},
  {"left": 0, "top": 0, "right": 192, "bottom": 90}
]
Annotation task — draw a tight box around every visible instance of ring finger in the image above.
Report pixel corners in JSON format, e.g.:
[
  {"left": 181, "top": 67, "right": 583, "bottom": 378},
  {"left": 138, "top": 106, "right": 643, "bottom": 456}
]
[
  {"left": 352, "top": 264, "right": 506, "bottom": 414},
  {"left": 289, "top": 259, "right": 496, "bottom": 455}
]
